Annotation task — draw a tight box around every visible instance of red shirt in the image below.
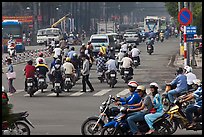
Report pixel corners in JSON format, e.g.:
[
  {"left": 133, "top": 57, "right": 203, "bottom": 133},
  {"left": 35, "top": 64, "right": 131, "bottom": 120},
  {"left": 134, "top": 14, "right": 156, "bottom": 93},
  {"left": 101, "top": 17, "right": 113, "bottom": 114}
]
[{"left": 24, "top": 64, "right": 36, "bottom": 78}]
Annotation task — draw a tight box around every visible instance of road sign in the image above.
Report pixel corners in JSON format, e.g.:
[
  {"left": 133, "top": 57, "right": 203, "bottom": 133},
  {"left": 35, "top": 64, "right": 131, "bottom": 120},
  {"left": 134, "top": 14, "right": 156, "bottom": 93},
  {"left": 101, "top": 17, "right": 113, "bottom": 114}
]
[
  {"left": 178, "top": 8, "right": 192, "bottom": 26},
  {"left": 186, "top": 26, "right": 196, "bottom": 34},
  {"left": 186, "top": 34, "right": 194, "bottom": 42}
]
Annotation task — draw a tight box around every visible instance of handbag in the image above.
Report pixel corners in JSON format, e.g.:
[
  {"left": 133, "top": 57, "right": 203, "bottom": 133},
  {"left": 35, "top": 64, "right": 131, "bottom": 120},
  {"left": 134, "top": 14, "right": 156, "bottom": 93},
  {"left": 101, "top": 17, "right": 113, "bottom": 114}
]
[
  {"left": 150, "top": 108, "right": 156, "bottom": 114},
  {"left": 6, "top": 71, "right": 16, "bottom": 79}
]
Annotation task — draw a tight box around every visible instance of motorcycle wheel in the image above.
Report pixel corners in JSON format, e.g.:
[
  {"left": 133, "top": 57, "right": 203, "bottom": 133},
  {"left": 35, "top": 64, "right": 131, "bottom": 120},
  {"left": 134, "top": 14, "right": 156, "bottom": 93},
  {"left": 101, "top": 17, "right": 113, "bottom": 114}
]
[
  {"left": 100, "top": 127, "right": 116, "bottom": 135},
  {"left": 81, "top": 117, "right": 104, "bottom": 135},
  {"left": 56, "top": 92, "right": 59, "bottom": 97},
  {"left": 162, "top": 97, "right": 170, "bottom": 112},
  {"left": 113, "top": 128, "right": 124, "bottom": 135},
  {"left": 168, "top": 118, "right": 178, "bottom": 135},
  {"left": 11, "top": 121, "right": 30, "bottom": 135},
  {"left": 154, "top": 120, "right": 171, "bottom": 135},
  {"left": 149, "top": 52, "right": 152, "bottom": 55}
]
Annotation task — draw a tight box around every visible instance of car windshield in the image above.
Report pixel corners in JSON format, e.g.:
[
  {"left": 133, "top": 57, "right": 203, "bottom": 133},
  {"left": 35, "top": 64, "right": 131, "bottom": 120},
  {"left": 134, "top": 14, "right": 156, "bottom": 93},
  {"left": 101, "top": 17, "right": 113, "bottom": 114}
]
[{"left": 91, "top": 38, "right": 107, "bottom": 43}]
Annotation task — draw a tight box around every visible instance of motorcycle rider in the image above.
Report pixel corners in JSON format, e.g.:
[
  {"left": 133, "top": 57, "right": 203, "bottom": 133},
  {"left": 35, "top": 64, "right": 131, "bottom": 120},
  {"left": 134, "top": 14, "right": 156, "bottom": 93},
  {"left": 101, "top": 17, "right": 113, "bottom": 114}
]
[
  {"left": 71, "top": 53, "right": 81, "bottom": 80},
  {"left": 180, "top": 79, "right": 202, "bottom": 129},
  {"left": 114, "top": 81, "right": 141, "bottom": 110},
  {"left": 7, "top": 36, "right": 16, "bottom": 57},
  {"left": 167, "top": 67, "right": 188, "bottom": 104},
  {"left": 67, "top": 47, "right": 77, "bottom": 59},
  {"left": 121, "top": 41, "right": 128, "bottom": 53},
  {"left": 51, "top": 59, "right": 64, "bottom": 91},
  {"left": 116, "top": 49, "right": 125, "bottom": 70},
  {"left": 130, "top": 45, "right": 141, "bottom": 65},
  {"left": 144, "top": 82, "right": 163, "bottom": 134},
  {"left": 35, "top": 59, "right": 49, "bottom": 87},
  {"left": 24, "top": 60, "right": 38, "bottom": 92},
  {"left": 184, "top": 66, "right": 197, "bottom": 90},
  {"left": 121, "top": 53, "right": 133, "bottom": 76},
  {"left": 63, "top": 45, "right": 70, "bottom": 57},
  {"left": 62, "top": 57, "right": 76, "bottom": 86},
  {"left": 36, "top": 52, "right": 46, "bottom": 65},
  {"left": 53, "top": 44, "right": 62, "bottom": 61},
  {"left": 96, "top": 52, "right": 106, "bottom": 73},
  {"left": 105, "top": 55, "right": 117, "bottom": 83},
  {"left": 126, "top": 85, "right": 153, "bottom": 135}
]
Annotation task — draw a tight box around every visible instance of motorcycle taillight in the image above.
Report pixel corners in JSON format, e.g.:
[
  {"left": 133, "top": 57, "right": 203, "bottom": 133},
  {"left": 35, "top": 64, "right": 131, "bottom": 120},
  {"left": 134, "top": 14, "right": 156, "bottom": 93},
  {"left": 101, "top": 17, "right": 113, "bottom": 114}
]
[{"left": 2, "top": 121, "right": 9, "bottom": 129}]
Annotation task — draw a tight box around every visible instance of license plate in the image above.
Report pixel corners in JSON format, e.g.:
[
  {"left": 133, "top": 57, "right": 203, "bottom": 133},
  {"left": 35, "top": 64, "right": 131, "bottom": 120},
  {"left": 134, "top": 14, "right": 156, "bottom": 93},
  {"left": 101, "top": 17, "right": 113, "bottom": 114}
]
[
  {"left": 110, "top": 74, "right": 116, "bottom": 77},
  {"left": 134, "top": 60, "right": 137, "bottom": 63},
  {"left": 39, "top": 79, "right": 44, "bottom": 82},
  {"left": 98, "top": 72, "right": 102, "bottom": 75},
  {"left": 148, "top": 47, "right": 151, "bottom": 50},
  {"left": 124, "top": 71, "right": 129, "bottom": 74},
  {"left": 27, "top": 83, "right": 33, "bottom": 86},
  {"left": 55, "top": 83, "right": 60, "bottom": 86},
  {"left": 66, "top": 78, "right": 71, "bottom": 81}
]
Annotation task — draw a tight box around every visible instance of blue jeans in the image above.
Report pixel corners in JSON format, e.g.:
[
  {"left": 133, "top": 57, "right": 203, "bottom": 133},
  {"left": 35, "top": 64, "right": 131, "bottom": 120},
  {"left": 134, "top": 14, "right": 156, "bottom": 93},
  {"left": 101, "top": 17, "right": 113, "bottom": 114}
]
[
  {"left": 185, "top": 104, "right": 199, "bottom": 123},
  {"left": 167, "top": 89, "right": 180, "bottom": 103},
  {"left": 126, "top": 111, "right": 146, "bottom": 134}
]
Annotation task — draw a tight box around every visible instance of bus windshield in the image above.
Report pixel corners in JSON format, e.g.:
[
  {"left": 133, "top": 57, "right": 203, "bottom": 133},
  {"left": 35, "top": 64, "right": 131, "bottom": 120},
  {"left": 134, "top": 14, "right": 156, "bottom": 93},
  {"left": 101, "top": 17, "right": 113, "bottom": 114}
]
[{"left": 2, "top": 25, "right": 21, "bottom": 38}]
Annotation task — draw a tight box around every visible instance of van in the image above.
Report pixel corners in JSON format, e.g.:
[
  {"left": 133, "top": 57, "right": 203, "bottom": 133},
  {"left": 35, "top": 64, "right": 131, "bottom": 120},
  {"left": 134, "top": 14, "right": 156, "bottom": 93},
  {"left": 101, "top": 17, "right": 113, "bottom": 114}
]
[
  {"left": 90, "top": 34, "right": 109, "bottom": 56},
  {"left": 45, "top": 28, "right": 63, "bottom": 44},
  {"left": 37, "top": 29, "right": 46, "bottom": 45}
]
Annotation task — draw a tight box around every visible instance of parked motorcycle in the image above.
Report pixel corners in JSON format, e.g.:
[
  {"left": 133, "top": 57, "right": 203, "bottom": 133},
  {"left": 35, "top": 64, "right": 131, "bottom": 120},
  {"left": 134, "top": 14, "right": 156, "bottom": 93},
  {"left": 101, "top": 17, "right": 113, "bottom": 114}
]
[
  {"left": 64, "top": 74, "right": 74, "bottom": 92},
  {"left": 26, "top": 78, "right": 37, "bottom": 97},
  {"left": 2, "top": 111, "right": 35, "bottom": 135},
  {"left": 121, "top": 68, "right": 133, "bottom": 83},
  {"left": 100, "top": 106, "right": 171, "bottom": 135},
  {"left": 107, "top": 70, "right": 117, "bottom": 88},
  {"left": 81, "top": 95, "right": 120, "bottom": 135},
  {"left": 166, "top": 98, "right": 202, "bottom": 135}
]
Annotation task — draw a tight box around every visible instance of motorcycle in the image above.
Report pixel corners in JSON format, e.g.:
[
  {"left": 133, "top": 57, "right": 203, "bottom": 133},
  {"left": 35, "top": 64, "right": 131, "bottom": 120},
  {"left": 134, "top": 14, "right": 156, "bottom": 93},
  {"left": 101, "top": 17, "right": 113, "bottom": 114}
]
[
  {"left": 37, "top": 75, "right": 48, "bottom": 93},
  {"left": 166, "top": 98, "right": 202, "bottom": 135},
  {"left": 64, "top": 74, "right": 74, "bottom": 92},
  {"left": 147, "top": 44, "right": 154, "bottom": 55},
  {"left": 100, "top": 106, "right": 171, "bottom": 135},
  {"left": 26, "top": 78, "right": 38, "bottom": 97},
  {"left": 2, "top": 111, "right": 35, "bottom": 135},
  {"left": 161, "top": 84, "right": 194, "bottom": 112},
  {"left": 81, "top": 95, "right": 120, "bottom": 135},
  {"left": 160, "top": 33, "right": 164, "bottom": 42},
  {"left": 175, "top": 33, "right": 178, "bottom": 38},
  {"left": 97, "top": 70, "right": 105, "bottom": 83},
  {"left": 53, "top": 79, "right": 62, "bottom": 97},
  {"left": 132, "top": 57, "right": 140, "bottom": 68},
  {"left": 121, "top": 68, "right": 133, "bottom": 83},
  {"left": 107, "top": 70, "right": 117, "bottom": 88},
  {"left": 8, "top": 43, "right": 16, "bottom": 57},
  {"left": 156, "top": 35, "right": 159, "bottom": 42}
]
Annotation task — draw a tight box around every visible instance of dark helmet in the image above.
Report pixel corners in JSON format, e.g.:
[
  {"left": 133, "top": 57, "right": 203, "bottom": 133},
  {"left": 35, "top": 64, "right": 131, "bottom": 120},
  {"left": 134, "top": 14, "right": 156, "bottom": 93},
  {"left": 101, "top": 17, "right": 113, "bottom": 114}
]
[
  {"left": 27, "top": 59, "right": 33, "bottom": 65},
  {"left": 71, "top": 47, "right": 75, "bottom": 51},
  {"left": 88, "top": 41, "right": 91, "bottom": 45},
  {"left": 176, "top": 67, "right": 183, "bottom": 74},
  {"left": 133, "top": 45, "right": 137, "bottom": 48},
  {"left": 55, "top": 59, "right": 61, "bottom": 64}
]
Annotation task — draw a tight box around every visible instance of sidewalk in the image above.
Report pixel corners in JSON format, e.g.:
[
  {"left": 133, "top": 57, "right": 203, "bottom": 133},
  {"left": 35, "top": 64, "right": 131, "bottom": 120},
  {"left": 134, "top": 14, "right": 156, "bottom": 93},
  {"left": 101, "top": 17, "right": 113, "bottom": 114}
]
[{"left": 174, "top": 53, "right": 202, "bottom": 68}]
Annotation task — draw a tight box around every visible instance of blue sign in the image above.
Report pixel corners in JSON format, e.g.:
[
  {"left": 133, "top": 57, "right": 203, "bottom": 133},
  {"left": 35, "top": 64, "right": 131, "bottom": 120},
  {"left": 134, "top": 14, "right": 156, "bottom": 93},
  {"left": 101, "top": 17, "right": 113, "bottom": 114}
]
[
  {"left": 186, "top": 34, "right": 194, "bottom": 42},
  {"left": 186, "top": 26, "right": 197, "bottom": 34},
  {"left": 178, "top": 8, "right": 192, "bottom": 26}
]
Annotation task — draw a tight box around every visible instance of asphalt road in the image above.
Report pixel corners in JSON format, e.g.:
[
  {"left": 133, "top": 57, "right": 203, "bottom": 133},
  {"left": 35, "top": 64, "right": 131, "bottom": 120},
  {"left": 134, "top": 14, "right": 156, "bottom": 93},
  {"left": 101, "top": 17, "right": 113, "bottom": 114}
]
[{"left": 2, "top": 37, "right": 202, "bottom": 135}]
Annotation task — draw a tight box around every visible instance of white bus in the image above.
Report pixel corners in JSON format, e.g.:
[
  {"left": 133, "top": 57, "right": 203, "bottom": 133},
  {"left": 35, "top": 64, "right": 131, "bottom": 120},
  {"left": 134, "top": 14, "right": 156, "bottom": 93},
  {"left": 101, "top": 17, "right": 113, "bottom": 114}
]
[{"left": 144, "top": 16, "right": 160, "bottom": 33}]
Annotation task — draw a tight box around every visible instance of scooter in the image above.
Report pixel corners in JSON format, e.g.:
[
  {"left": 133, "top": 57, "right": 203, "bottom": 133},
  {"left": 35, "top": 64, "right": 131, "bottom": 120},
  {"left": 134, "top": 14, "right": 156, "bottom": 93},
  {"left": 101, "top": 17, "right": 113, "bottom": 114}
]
[
  {"left": 37, "top": 75, "right": 48, "bottom": 93},
  {"left": 107, "top": 70, "right": 117, "bottom": 88},
  {"left": 53, "top": 79, "right": 62, "bottom": 97},
  {"left": 147, "top": 44, "right": 154, "bottom": 55},
  {"left": 97, "top": 70, "right": 105, "bottom": 83},
  {"left": 132, "top": 57, "right": 140, "bottom": 68},
  {"left": 121, "top": 68, "right": 133, "bottom": 83},
  {"left": 26, "top": 78, "right": 38, "bottom": 97},
  {"left": 64, "top": 74, "right": 74, "bottom": 92}
]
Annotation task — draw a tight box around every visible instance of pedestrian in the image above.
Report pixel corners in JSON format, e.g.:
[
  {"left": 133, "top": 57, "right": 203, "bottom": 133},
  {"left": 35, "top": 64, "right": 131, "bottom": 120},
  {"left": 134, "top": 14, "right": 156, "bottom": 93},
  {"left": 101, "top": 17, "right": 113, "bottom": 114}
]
[
  {"left": 6, "top": 58, "right": 16, "bottom": 93},
  {"left": 81, "top": 55, "right": 94, "bottom": 92}
]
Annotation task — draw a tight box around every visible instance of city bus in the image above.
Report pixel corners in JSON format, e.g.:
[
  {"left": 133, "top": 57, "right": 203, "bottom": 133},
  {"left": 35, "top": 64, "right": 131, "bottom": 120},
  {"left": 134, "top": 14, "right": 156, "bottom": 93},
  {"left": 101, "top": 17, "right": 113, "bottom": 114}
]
[
  {"left": 144, "top": 16, "right": 160, "bottom": 33},
  {"left": 2, "top": 20, "right": 25, "bottom": 53}
]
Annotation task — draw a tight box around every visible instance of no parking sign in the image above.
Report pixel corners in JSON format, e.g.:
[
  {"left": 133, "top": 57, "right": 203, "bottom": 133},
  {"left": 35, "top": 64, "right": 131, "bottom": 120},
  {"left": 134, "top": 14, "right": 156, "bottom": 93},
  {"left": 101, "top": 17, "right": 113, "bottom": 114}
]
[{"left": 178, "top": 8, "right": 192, "bottom": 26}]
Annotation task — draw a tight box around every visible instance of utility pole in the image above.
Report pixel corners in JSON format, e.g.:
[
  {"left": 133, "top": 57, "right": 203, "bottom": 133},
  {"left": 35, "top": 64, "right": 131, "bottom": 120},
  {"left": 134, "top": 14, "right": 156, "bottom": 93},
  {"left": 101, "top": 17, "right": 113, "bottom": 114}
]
[
  {"left": 33, "top": 2, "right": 38, "bottom": 45},
  {"left": 178, "top": 2, "right": 183, "bottom": 57}
]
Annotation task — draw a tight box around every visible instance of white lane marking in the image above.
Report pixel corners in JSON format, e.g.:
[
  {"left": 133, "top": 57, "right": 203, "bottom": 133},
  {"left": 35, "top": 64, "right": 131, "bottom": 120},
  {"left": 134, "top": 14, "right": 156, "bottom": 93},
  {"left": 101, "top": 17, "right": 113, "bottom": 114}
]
[
  {"left": 46, "top": 92, "right": 71, "bottom": 96},
  {"left": 24, "top": 90, "right": 46, "bottom": 97},
  {"left": 116, "top": 89, "right": 129, "bottom": 96},
  {"left": 69, "top": 91, "right": 84, "bottom": 96},
  {"left": 93, "top": 89, "right": 112, "bottom": 96}
]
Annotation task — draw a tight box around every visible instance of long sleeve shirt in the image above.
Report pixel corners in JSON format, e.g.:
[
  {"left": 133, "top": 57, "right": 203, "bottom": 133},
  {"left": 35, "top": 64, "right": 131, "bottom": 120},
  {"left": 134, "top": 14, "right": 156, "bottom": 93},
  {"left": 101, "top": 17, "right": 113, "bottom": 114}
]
[
  {"left": 81, "top": 59, "right": 90, "bottom": 76},
  {"left": 170, "top": 74, "right": 188, "bottom": 92}
]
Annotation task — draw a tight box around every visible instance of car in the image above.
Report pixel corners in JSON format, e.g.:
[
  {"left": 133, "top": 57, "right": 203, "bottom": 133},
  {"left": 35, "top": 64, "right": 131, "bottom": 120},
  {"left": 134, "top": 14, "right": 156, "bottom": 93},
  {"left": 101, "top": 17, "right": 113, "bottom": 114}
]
[{"left": 123, "top": 31, "right": 140, "bottom": 45}]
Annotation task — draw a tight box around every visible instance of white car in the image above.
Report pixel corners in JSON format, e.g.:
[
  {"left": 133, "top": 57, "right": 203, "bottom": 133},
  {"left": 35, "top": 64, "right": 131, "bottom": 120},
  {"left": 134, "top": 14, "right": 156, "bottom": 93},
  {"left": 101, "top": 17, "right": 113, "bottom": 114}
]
[{"left": 123, "top": 32, "right": 140, "bottom": 45}]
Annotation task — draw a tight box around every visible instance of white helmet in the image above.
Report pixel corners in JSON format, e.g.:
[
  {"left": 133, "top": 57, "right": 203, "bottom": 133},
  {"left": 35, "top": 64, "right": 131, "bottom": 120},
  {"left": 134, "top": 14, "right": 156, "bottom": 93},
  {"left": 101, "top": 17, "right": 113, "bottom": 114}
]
[
  {"left": 128, "top": 81, "right": 139, "bottom": 88},
  {"left": 184, "top": 66, "right": 192, "bottom": 73},
  {"left": 150, "top": 82, "right": 159, "bottom": 89},
  {"left": 193, "top": 79, "right": 201, "bottom": 86}
]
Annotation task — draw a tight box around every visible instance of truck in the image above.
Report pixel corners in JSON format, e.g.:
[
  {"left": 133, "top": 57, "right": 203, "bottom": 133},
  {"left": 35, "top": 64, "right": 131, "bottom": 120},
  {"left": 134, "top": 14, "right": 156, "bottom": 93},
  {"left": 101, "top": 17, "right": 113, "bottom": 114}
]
[{"left": 97, "top": 21, "right": 116, "bottom": 34}]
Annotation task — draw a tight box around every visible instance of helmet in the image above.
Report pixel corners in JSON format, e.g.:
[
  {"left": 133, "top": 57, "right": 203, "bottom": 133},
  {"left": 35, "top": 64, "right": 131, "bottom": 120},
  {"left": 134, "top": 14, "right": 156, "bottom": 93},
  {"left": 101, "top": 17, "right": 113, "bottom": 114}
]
[
  {"left": 184, "top": 66, "right": 192, "bottom": 73},
  {"left": 137, "top": 85, "right": 146, "bottom": 92},
  {"left": 128, "top": 81, "right": 139, "bottom": 88},
  {"left": 176, "top": 67, "right": 183, "bottom": 74},
  {"left": 193, "top": 79, "right": 201, "bottom": 86},
  {"left": 73, "top": 53, "right": 78, "bottom": 57},
  {"left": 66, "top": 57, "right": 71, "bottom": 62},
  {"left": 38, "top": 59, "right": 43, "bottom": 64},
  {"left": 39, "top": 52, "right": 43, "bottom": 57},
  {"left": 56, "top": 44, "right": 60, "bottom": 47},
  {"left": 150, "top": 82, "right": 159, "bottom": 89},
  {"left": 82, "top": 43, "right": 85, "bottom": 46},
  {"left": 88, "top": 41, "right": 91, "bottom": 44},
  {"left": 55, "top": 59, "right": 61, "bottom": 64},
  {"left": 53, "top": 55, "right": 58, "bottom": 58},
  {"left": 27, "top": 59, "right": 33, "bottom": 65}
]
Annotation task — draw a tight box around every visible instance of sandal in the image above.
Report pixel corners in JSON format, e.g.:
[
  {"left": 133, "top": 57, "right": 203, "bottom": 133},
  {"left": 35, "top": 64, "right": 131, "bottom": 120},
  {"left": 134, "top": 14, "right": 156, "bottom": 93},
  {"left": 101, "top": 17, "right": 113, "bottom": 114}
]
[{"left": 145, "top": 129, "right": 155, "bottom": 135}]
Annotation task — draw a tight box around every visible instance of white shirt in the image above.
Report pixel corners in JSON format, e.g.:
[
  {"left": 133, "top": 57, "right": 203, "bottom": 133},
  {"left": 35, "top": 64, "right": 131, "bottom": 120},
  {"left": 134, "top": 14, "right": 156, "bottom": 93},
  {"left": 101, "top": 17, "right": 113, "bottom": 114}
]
[
  {"left": 121, "top": 57, "right": 133, "bottom": 68},
  {"left": 131, "top": 48, "right": 140, "bottom": 57},
  {"left": 53, "top": 48, "right": 62, "bottom": 57},
  {"left": 62, "top": 62, "right": 75, "bottom": 74},
  {"left": 121, "top": 44, "right": 128, "bottom": 52},
  {"left": 51, "top": 40, "right": 55, "bottom": 47},
  {"left": 117, "top": 52, "right": 124, "bottom": 62},
  {"left": 106, "top": 59, "right": 117, "bottom": 71},
  {"left": 36, "top": 57, "right": 46, "bottom": 65},
  {"left": 185, "top": 72, "right": 197, "bottom": 85}
]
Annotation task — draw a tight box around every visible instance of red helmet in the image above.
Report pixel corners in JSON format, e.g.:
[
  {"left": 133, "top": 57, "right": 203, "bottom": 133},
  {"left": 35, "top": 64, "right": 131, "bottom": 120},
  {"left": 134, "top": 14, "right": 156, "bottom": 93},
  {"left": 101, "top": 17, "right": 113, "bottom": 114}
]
[{"left": 39, "top": 52, "right": 43, "bottom": 57}]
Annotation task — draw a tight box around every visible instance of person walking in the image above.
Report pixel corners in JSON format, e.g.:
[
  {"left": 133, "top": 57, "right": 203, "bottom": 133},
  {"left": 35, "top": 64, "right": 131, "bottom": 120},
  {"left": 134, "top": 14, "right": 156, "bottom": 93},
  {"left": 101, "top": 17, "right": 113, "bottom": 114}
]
[
  {"left": 6, "top": 58, "right": 16, "bottom": 93},
  {"left": 81, "top": 55, "right": 94, "bottom": 92}
]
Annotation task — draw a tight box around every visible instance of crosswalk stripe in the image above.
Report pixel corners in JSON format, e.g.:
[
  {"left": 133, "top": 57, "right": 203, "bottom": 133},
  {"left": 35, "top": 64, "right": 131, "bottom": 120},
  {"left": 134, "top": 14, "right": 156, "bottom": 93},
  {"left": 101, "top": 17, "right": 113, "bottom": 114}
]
[
  {"left": 93, "top": 89, "right": 112, "bottom": 96},
  {"left": 24, "top": 90, "right": 42, "bottom": 97},
  {"left": 116, "top": 89, "right": 129, "bottom": 96},
  {"left": 70, "top": 91, "right": 84, "bottom": 96}
]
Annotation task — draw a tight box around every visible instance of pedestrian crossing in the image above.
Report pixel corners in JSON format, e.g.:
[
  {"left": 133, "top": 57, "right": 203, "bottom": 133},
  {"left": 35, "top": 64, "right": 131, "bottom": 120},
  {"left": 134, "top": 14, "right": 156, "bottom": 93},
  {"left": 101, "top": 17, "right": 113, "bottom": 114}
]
[{"left": 7, "top": 88, "right": 152, "bottom": 97}]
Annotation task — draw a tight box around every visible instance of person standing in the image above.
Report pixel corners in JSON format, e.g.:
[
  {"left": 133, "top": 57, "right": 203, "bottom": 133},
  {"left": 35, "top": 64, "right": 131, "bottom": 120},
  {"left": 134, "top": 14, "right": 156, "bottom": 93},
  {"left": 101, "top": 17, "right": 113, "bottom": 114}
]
[
  {"left": 6, "top": 58, "right": 16, "bottom": 93},
  {"left": 81, "top": 55, "right": 94, "bottom": 92}
]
